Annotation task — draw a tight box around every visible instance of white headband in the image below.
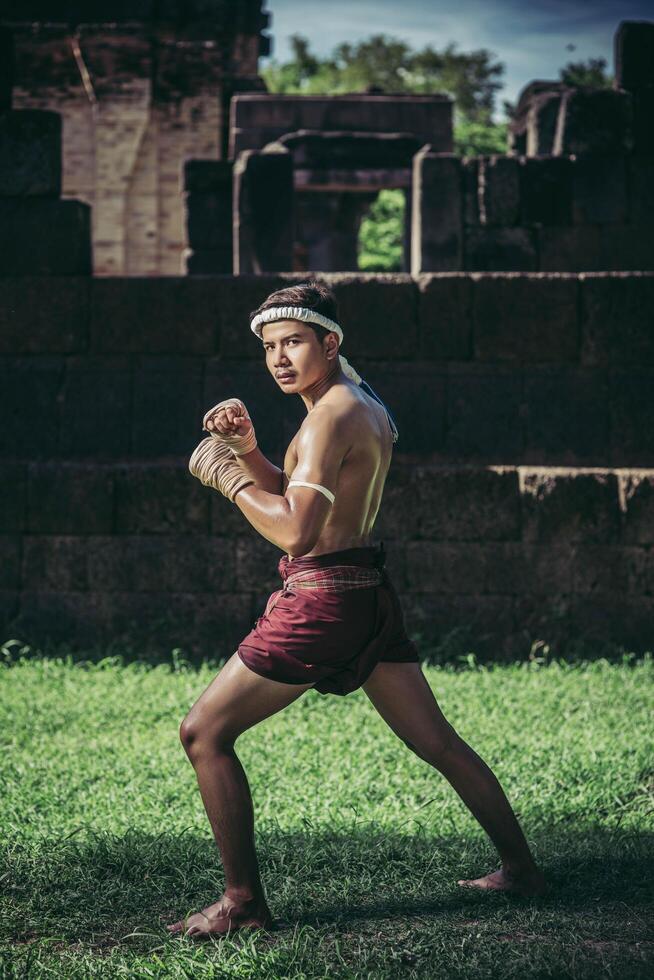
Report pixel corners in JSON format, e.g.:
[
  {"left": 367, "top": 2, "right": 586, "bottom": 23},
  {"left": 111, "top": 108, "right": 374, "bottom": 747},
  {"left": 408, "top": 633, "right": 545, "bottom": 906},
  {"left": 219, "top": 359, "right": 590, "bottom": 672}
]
[
  {"left": 248, "top": 303, "right": 399, "bottom": 444},
  {"left": 250, "top": 305, "right": 344, "bottom": 343}
]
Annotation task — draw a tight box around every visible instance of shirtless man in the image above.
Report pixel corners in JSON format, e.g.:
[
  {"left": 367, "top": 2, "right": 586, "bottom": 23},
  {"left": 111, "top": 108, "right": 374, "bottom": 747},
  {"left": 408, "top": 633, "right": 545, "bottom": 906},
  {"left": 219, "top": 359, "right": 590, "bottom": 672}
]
[{"left": 167, "top": 280, "right": 546, "bottom": 939}]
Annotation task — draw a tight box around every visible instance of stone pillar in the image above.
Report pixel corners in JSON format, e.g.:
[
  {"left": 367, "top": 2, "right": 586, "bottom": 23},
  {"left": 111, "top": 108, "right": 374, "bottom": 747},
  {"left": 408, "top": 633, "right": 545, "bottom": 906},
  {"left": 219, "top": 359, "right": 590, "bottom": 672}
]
[
  {"left": 0, "top": 108, "right": 91, "bottom": 274},
  {"left": 411, "top": 149, "right": 462, "bottom": 273},
  {"left": 614, "top": 20, "right": 654, "bottom": 155},
  {"left": 232, "top": 148, "right": 293, "bottom": 274},
  {"left": 182, "top": 160, "right": 233, "bottom": 274}
]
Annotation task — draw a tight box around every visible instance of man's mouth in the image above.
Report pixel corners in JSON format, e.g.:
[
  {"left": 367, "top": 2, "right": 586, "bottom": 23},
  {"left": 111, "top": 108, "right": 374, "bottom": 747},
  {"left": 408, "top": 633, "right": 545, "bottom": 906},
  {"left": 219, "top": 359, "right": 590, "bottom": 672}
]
[{"left": 277, "top": 372, "right": 296, "bottom": 381}]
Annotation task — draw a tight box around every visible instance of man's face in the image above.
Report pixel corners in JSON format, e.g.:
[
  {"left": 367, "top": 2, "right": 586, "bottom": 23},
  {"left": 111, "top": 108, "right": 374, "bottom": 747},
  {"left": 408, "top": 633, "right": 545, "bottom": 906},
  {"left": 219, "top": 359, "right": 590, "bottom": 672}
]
[{"left": 261, "top": 320, "right": 334, "bottom": 392}]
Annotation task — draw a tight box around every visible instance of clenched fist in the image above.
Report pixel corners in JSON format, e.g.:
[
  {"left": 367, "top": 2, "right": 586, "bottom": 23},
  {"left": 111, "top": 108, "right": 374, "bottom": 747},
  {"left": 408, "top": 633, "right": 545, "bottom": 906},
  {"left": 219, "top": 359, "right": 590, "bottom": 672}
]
[{"left": 202, "top": 398, "right": 257, "bottom": 456}]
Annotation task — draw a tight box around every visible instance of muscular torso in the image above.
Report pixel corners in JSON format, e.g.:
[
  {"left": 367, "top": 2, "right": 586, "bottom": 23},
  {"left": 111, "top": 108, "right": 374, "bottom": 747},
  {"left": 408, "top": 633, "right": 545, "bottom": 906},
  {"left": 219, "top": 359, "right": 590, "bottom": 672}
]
[{"left": 282, "top": 381, "right": 394, "bottom": 560}]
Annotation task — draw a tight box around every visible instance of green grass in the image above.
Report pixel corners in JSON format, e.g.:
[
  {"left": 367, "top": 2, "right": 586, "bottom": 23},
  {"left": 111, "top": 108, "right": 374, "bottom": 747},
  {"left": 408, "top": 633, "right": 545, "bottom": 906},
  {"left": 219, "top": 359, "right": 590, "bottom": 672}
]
[{"left": 1, "top": 645, "right": 653, "bottom": 978}]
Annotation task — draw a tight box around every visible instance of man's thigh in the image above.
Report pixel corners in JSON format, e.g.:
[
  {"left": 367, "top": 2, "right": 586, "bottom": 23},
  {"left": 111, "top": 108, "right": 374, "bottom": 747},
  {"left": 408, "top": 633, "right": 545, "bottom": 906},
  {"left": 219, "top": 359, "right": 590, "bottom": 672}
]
[
  {"left": 362, "top": 661, "right": 457, "bottom": 759},
  {"left": 184, "top": 651, "right": 315, "bottom": 744}
]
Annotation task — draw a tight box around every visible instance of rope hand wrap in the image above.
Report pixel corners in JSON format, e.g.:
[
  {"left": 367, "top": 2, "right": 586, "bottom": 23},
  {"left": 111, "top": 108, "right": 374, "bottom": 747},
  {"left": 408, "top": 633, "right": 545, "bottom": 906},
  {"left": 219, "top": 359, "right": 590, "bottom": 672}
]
[
  {"left": 188, "top": 436, "right": 255, "bottom": 502},
  {"left": 202, "top": 398, "right": 258, "bottom": 456}
]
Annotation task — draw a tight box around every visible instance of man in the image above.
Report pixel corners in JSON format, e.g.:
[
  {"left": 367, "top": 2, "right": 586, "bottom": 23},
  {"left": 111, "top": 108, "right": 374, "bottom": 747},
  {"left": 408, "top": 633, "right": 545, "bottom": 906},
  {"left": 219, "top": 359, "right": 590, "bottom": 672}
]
[{"left": 167, "top": 280, "right": 546, "bottom": 940}]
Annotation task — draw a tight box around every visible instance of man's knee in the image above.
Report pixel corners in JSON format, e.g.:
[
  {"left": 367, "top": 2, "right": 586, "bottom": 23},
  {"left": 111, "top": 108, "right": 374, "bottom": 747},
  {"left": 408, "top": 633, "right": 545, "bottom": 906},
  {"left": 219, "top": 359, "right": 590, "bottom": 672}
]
[{"left": 179, "top": 712, "right": 235, "bottom": 758}]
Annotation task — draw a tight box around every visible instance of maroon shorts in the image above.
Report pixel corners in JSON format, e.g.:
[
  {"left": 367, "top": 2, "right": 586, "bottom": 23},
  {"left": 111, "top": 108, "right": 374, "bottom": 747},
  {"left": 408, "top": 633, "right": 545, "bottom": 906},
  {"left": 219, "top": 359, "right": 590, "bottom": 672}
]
[{"left": 237, "top": 542, "right": 419, "bottom": 696}]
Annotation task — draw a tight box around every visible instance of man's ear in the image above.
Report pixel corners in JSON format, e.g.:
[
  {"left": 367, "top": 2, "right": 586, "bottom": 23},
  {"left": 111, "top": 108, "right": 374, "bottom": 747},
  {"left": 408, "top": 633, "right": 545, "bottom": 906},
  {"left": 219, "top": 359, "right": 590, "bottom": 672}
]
[{"left": 324, "top": 332, "right": 339, "bottom": 361}]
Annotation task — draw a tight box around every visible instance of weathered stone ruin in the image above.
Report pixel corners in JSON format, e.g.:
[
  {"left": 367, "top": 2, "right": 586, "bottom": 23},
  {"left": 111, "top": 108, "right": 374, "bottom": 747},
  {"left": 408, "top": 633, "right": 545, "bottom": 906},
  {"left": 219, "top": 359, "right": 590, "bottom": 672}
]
[
  {"left": 1, "top": 12, "right": 653, "bottom": 659},
  {"left": 2, "top": 1, "right": 270, "bottom": 275}
]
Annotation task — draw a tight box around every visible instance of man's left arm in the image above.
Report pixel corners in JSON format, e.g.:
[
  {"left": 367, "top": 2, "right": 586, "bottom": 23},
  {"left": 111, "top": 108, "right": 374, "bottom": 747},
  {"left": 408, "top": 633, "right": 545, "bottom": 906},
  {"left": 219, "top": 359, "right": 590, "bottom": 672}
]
[{"left": 233, "top": 408, "right": 347, "bottom": 556}]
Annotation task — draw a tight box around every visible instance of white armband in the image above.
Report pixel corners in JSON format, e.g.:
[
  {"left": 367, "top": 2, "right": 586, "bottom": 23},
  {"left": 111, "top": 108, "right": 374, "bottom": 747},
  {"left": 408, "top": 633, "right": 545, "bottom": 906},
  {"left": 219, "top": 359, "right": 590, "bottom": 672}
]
[{"left": 287, "top": 481, "right": 335, "bottom": 505}]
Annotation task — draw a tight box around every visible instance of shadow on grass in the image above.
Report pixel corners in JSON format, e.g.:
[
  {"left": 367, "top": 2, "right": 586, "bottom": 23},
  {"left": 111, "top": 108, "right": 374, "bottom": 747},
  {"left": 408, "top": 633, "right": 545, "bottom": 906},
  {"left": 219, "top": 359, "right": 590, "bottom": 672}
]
[{"left": 3, "top": 824, "right": 653, "bottom": 946}]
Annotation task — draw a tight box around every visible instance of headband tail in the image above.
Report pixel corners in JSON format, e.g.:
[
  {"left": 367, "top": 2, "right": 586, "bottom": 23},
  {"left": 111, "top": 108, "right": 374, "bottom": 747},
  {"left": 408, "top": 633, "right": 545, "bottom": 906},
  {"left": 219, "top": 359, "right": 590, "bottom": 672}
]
[{"left": 339, "top": 355, "right": 399, "bottom": 444}]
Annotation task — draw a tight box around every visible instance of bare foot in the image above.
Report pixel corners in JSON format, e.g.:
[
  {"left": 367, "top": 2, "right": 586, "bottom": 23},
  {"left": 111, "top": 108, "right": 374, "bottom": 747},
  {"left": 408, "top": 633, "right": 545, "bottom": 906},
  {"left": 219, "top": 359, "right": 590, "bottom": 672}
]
[
  {"left": 166, "top": 893, "right": 274, "bottom": 939},
  {"left": 457, "top": 866, "right": 547, "bottom": 897}
]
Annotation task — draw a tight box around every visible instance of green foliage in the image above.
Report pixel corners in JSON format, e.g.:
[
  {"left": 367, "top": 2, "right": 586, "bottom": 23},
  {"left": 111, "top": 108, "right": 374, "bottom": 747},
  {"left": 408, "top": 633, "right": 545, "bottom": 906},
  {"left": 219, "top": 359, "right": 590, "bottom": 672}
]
[
  {"left": 559, "top": 55, "right": 613, "bottom": 89},
  {"left": 454, "top": 117, "right": 509, "bottom": 156},
  {"left": 357, "top": 189, "right": 405, "bottom": 272},
  {"left": 262, "top": 33, "right": 505, "bottom": 123}
]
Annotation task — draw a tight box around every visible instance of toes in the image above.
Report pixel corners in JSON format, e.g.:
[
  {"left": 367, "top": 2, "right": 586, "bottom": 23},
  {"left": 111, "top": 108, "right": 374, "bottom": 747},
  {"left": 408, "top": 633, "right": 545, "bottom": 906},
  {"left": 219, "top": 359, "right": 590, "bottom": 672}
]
[{"left": 166, "top": 920, "right": 185, "bottom": 933}]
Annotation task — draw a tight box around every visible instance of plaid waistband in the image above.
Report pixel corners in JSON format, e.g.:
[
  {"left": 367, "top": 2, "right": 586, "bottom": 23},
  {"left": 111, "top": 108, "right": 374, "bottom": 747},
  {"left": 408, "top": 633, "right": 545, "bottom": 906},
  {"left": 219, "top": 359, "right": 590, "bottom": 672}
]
[{"left": 284, "top": 564, "right": 384, "bottom": 592}]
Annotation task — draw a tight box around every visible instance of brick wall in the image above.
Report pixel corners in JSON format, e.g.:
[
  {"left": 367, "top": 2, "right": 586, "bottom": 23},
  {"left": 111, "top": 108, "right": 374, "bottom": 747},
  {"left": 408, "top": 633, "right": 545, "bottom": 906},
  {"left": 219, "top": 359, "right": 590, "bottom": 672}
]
[{"left": 2, "top": 272, "right": 653, "bottom": 657}]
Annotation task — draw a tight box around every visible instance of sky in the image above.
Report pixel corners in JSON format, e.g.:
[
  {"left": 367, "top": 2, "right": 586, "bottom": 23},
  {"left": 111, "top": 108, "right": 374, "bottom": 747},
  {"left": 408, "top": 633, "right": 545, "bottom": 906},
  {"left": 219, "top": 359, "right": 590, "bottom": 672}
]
[{"left": 259, "top": 0, "right": 653, "bottom": 119}]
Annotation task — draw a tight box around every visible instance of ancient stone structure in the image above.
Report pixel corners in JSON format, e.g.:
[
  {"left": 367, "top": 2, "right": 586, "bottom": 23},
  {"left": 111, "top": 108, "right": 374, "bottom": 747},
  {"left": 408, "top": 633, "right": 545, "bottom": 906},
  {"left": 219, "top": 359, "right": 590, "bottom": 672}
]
[
  {"left": 2, "top": 271, "right": 654, "bottom": 658},
  {"left": 2, "top": 2, "right": 270, "bottom": 275},
  {"left": 1, "top": 17, "right": 654, "bottom": 660}
]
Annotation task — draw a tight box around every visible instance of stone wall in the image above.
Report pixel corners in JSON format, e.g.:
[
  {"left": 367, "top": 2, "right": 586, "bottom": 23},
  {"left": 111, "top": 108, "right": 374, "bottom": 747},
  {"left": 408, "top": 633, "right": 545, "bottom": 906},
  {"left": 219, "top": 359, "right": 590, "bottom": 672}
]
[
  {"left": 2, "top": 272, "right": 653, "bottom": 658},
  {"left": 2, "top": 2, "right": 269, "bottom": 275}
]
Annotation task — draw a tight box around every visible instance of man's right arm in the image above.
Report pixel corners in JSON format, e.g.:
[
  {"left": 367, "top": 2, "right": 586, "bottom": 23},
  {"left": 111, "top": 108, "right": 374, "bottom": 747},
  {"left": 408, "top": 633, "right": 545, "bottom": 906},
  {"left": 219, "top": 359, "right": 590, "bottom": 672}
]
[{"left": 233, "top": 445, "right": 284, "bottom": 495}]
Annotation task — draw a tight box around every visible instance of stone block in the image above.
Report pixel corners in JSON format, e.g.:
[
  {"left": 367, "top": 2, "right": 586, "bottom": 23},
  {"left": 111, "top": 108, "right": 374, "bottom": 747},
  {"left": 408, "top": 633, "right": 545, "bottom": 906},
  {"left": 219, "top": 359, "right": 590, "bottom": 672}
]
[
  {"left": 114, "top": 464, "right": 210, "bottom": 534},
  {"left": 628, "top": 155, "right": 654, "bottom": 223},
  {"left": 360, "top": 361, "right": 446, "bottom": 456},
  {"left": 568, "top": 595, "right": 654, "bottom": 653},
  {"left": 609, "top": 369, "right": 654, "bottom": 465},
  {"left": 416, "top": 466, "right": 521, "bottom": 541},
  {"left": 597, "top": 221, "right": 654, "bottom": 271},
  {"left": 0, "top": 200, "right": 91, "bottom": 275},
  {"left": 571, "top": 154, "right": 628, "bottom": 224},
  {"left": 472, "top": 273, "right": 578, "bottom": 362},
  {"left": 322, "top": 274, "right": 419, "bottom": 359},
  {"left": 411, "top": 150, "right": 462, "bottom": 273},
  {"left": 554, "top": 88, "right": 634, "bottom": 156},
  {"left": 480, "top": 155, "right": 521, "bottom": 225},
  {"left": 520, "top": 469, "right": 621, "bottom": 544},
  {"left": 0, "top": 110, "right": 61, "bottom": 197},
  {"left": 0, "top": 357, "right": 64, "bottom": 458},
  {"left": 184, "top": 249, "right": 233, "bottom": 275},
  {"left": 203, "top": 359, "right": 286, "bottom": 457},
  {"left": 400, "top": 592, "right": 514, "bottom": 659},
  {"left": 211, "top": 492, "right": 256, "bottom": 538},
  {"left": 0, "top": 277, "right": 89, "bottom": 353},
  {"left": 236, "top": 536, "right": 286, "bottom": 591},
  {"left": 446, "top": 365, "right": 524, "bottom": 460},
  {"left": 59, "top": 356, "right": 131, "bottom": 457},
  {"left": 213, "top": 274, "right": 286, "bottom": 358},
  {"left": 90, "top": 278, "right": 217, "bottom": 354},
  {"left": 537, "top": 225, "right": 603, "bottom": 271},
  {"left": 184, "top": 191, "right": 232, "bottom": 250},
  {"left": 519, "top": 157, "right": 573, "bottom": 226},
  {"left": 416, "top": 274, "right": 472, "bottom": 359},
  {"left": 620, "top": 472, "right": 654, "bottom": 544},
  {"left": 277, "top": 130, "right": 422, "bottom": 168},
  {"left": 465, "top": 228, "right": 538, "bottom": 272},
  {"left": 522, "top": 366, "right": 610, "bottom": 464},
  {"left": 630, "top": 86, "right": 654, "bottom": 155},
  {"left": 580, "top": 273, "right": 654, "bottom": 366},
  {"left": 526, "top": 91, "right": 563, "bottom": 156},
  {"left": 461, "top": 157, "right": 480, "bottom": 225},
  {"left": 22, "top": 536, "right": 87, "bottom": 591},
  {"left": 27, "top": 463, "right": 114, "bottom": 534},
  {"left": 569, "top": 544, "right": 647, "bottom": 594},
  {"left": 87, "top": 537, "right": 167, "bottom": 593},
  {"left": 0, "top": 591, "right": 18, "bottom": 638},
  {"left": 0, "top": 536, "right": 20, "bottom": 589},
  {"left": 0, "top": 29, "right": 13, "bottom": 113},
  {"left": 483, "top": 542, "right": 573, "bottom": 595},
  {"left": 614, "top": 21, "right": 654, "bottom": 91},
  {"left": 233, "top": 148, "right": 294, "bottom": 274},
  {"left": 132, "top": 356, "right": 204, "bottom": 456},
  {"left": 373, "top": 463, "right": 421, "bottom": 540},
  {"left": 183, "top": 160, "right": 233, "bottom": 194},
  {"left": 406, "top": 542, "right": 486, "bottom": 593},
  {"left": 0, "top": 463, "right": 27, "bottom": 532}
]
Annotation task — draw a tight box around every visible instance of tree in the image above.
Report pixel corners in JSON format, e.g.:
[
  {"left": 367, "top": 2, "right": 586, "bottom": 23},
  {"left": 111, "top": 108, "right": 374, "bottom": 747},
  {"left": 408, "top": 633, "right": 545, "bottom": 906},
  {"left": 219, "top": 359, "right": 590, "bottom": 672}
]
[{"left": 559, "top": 56, "right": 613, "bottom": 89}]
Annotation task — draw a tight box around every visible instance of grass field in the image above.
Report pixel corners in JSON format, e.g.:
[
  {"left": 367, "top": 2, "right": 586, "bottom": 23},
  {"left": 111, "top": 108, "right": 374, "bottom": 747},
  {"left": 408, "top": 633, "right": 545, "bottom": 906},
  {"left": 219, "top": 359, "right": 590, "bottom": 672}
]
[{"left": 1, "top": 644, "right": 653, "bottom": 979}]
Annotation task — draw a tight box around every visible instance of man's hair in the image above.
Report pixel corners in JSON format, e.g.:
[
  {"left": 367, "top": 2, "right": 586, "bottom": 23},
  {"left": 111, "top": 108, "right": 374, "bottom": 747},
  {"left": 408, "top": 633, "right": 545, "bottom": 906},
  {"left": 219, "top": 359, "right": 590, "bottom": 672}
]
[{"left": 249, "top": 279, "right": 339, "bottom": 344}]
